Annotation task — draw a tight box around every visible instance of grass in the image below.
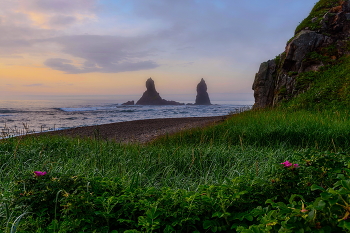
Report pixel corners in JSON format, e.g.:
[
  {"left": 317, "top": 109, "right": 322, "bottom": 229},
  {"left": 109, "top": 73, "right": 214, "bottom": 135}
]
[
  {"left": 1, "top": 109, "right": 348, "bottom": 189},
  {"left": 0, "top": 122, "right": 297, "bottom": 190},
  {"left": 156, "top": 109, "right": 350, "bottom": 150},
  {"left": 282, "top": 56, "right": 350, "bottom": 110},
  {"left": 0, "top": 108, "right": 349, "bottom": 231}
]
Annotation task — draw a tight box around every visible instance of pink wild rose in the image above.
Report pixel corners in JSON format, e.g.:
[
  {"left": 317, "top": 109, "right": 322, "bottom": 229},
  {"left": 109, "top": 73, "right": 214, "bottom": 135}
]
[
  {"left": 293, "top": 164, "right": 300, "bottom": 168},
  {"left": 34, "top": 171, "right": 47, "bottom": 177},
  {"left": 280, "top": 161, "right": 293, "bottom": 167}
]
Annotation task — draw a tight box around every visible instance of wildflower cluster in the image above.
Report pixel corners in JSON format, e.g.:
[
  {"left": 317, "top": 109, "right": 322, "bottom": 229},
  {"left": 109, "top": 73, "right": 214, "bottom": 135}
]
[
  {"left": 280, "top": 160, "right": 299, "bottom": 168},
  {"left": 33, "top": 171, "right": 47, "bottom": 177}
]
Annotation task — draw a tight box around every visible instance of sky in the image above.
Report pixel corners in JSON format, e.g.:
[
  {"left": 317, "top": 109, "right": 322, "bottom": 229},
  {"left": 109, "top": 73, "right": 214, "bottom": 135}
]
[{"left": 0, "top": 0, "right": 318, "bottom": 102}]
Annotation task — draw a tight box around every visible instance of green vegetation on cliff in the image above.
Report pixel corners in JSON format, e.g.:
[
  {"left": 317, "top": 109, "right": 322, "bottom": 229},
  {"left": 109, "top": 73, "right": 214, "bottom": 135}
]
[
  {"left": 295, "top": 0, "right": 339, "bottom": 34},
  {"left": 282, "top": 55, "right": 350, "bottom": 110}
]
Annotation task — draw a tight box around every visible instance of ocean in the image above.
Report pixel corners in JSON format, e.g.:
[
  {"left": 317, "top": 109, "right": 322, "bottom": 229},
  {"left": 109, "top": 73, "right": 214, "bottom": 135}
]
[{"left": 0, "top": 95, "right": 253, "bottom": 138}]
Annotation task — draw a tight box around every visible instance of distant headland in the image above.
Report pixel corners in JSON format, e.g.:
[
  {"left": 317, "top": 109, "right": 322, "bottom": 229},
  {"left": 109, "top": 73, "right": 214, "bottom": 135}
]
[{"left": 122, "top": 78, "right": 212, "bottom": 105}]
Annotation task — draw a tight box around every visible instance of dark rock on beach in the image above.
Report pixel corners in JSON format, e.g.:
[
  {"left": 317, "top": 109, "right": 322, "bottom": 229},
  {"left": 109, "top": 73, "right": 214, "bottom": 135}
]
[
  {"left": 136, "top": 78, "right": 184, "bottom": 105},
  {"left": 121, "top": 100, "right": 134, "bottom": 105},
  {"left": 195, "top": 78, "right": 211, "bottom": 105}
]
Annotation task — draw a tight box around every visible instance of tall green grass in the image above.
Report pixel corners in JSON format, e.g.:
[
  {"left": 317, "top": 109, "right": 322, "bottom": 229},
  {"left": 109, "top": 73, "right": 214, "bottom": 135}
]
[
  {"left": 0, "top": 109, "right": 348, "bottom": 191},
  {"left": 156, "top": 109, "right": 350, "bottom": 151},
  {"left": 1, "top": 108, "right": 349, "bottom": 231},
  {"left": 0, "top": 133, "right": 297, "bottom": 190}
]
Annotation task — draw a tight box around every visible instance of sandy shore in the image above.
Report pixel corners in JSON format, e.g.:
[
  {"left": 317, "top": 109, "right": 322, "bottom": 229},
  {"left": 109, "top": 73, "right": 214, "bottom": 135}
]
[{"left": 36, "top": 116, "right": 227, "bottom": 144}]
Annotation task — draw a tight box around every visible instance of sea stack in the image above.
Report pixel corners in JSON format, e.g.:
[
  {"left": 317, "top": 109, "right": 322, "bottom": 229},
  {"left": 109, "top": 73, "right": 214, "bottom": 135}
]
[
  {"left": 136, "top": 78, "right": 184, "bottom": 105},
  {"left": 195, "top": 78, "right": 211, "bottom": 105}
]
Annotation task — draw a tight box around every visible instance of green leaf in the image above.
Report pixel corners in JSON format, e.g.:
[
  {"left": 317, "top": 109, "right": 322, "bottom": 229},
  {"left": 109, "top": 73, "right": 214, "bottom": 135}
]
[
  {"left": 265, "top": 199, "right": 275, "bottom": 205},
  {"left": 212, "top": 212, "right": 221, "bottom": 218},
  {"left": 316, "top": 200, "right": 326, "bottom": 210},
  {"left": 164, "top": 225, "right": 175, "bottom": 233},
  {"left": 250, "top": 225, "right": 264, "bottom": 233},
  {"left": 339, "top": 220, "right": 350, "bottom": 230},
  {"left": 146, "top": 207, "right": 160, "bottom": 219},
  {"left": 341, "top": 180, "right": 350, "bottom": 191},
  {"left": 231, "top": 223, "right": 240, "bottom": 229},
  {"left": 277, "top": 202, "right": 288, "bottom": 209},
  {"left": 267, "top": 210, "right": 277, "bottom": 219},
  {"left": 203, "top": 220, "right": 214, "bottom": 230},
  {"left": 237, "top": 228, "right": 255, "bottom": 233},
  {"left": 327, "top": 188, "right": 339, "bottom": 195},
  {"left": 328, "top": 197, "right": 340, "bottom": 205},
  {"left": 320, "top": 192, "right": 333, "bottom": 200},
  {"left": 307, "top": 209, "right": 316, "bottom": 221},
  {"left": 311, "top": 184, "right": 325, "bottom": 191},
  {"left": 245, "top": 214, "right": 254, "bottom": 222},
  {"left": 334, "top": 181, "right": 342, "bottom": 188},
  {"left": 338, "top": 188, "right": 350, "bottom": 195}
]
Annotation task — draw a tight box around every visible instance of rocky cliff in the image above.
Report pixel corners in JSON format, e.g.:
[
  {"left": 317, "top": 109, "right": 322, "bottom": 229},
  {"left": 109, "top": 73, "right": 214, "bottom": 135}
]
[
  {"left": 136, "top": 78, "right": 184, "bottom": 105},
  {"left": 253, "top": 0, "right": 350, "bottom": 109}
]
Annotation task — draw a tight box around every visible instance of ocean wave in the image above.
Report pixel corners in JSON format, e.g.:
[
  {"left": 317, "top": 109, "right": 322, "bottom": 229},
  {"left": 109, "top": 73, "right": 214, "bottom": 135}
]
[
  {"left": 119, "top": 110, "right": 136, "bottom": 113},
  {"left": 0, "top": 109, "right": 28, "bottom": 114},
  {"left": 57, "top": 104, "right": 138, "bottom": 112},
  {"left": 65, "top": 117, "right": 78, "bottom": 120},
  {"left": 58, "top": 107, "right": 100, "bottom": 112}
]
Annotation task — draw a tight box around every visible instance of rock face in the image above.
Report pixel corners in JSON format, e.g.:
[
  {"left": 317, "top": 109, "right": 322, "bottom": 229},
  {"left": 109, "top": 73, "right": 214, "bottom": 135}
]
[
  {"left": 252, "top": 0, "right": 350, "bottom": 109},
  {"left": 195, "top": 78, "right": 211, "bottom": 105},
  {"left": 252, "top": 60, "right": 276, "bottom": 109},
  {"left": 121, "top": 100, "right": 134, "bottom": 105},
  {"left": 136, "top": 78, "right": 184, "bottom": 105}
]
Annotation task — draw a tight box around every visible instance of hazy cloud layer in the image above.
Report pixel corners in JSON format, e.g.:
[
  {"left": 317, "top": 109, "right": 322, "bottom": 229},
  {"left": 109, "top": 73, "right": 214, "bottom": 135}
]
[
  {"left": 48, "top": 15, "right": 77, "bottom": 27},
  {"left": 23, "top": 83, "right": 44, "bottom": 87},
  {"left": 21, "top": 0, "right": 96, "bottom": 13},
  {"left": 1, "top": 0, "right": 317, "bottom": 75},
  {"left": 43, "top": 35, "right": 159, "bottom": 73}
]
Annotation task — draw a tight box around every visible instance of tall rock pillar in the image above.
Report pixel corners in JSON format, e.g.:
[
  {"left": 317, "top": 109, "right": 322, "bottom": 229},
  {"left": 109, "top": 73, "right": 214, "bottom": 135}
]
[{"left": 195, "top": 78, "right": 211, "bottom": 105}]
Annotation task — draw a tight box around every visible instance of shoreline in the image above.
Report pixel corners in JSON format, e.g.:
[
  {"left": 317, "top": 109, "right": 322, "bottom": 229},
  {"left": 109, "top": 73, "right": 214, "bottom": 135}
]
[{"left": 31, "top": 116, "right": 227, "bottom": 143}]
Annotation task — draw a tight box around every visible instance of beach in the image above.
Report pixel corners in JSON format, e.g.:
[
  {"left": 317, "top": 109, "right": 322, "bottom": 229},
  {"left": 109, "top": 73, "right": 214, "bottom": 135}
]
[{"left": 37, "top": 116, "right": 226, "bottom": 143}]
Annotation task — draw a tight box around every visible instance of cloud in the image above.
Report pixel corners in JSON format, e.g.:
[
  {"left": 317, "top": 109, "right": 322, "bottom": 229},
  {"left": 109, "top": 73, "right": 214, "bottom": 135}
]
[
  {"left": 43, "top": 35, "right": 160, "bottom": 74},
  {"left": 44, "top": 56, "right": 158, "bottom": 74},
  {"left": 44, "top": 58, "right": 81, "bottom": 74},
  {"left": 48, "top": 15, "right": 77, "bottom": 27},
  {"left": 0, "top": 0, "right": 317, "bottom": 77},
  {"left": 21, "top": 0, "right": 96, "bottom": 14},
  {"left": 0, "top": 24, "right": 55, "bottom": 55},
  {"left": 0, "top": 0, "right": 97, "bottom": 30},
  {"left": 24, "top": 83, "right": 44, "bottom": 87},
  {"left": 114, "top": 0, "right": 316, "bottom": 63}
]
